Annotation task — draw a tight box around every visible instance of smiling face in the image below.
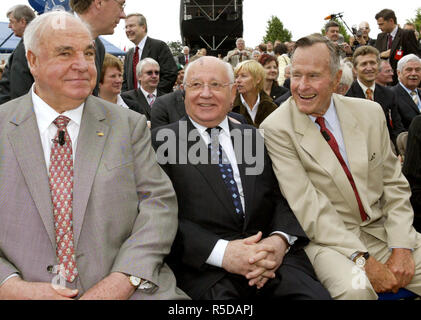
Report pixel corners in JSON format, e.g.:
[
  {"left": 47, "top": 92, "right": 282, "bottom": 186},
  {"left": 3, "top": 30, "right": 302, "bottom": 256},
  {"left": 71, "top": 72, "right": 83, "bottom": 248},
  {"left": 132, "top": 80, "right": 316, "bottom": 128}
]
[
  {"left": 96, "top": 0, "right": 126, "bottom": 36},
  {"left": 100, "top": 66, "right": 123, "bottom": 96},
  {"left": 125, "top": 15, "right": 146, "bottom": 45},
  {"left": 291, "top": 43, "right": 341, "bottom": 117},
  {"left": 27, "top": 21, "right": 97, "bottom": 113},
  {"left": 354, "top": 53, "right": 379, "bottom": 87},
  {"left": 398, "top": 60, "right": 421, "bottom": 90},
  {"left": 264, "top": 60, "right": 278, "bottom": 82},
  {"left": 184, "top": 57, "right": 234, "bottom": 128}
]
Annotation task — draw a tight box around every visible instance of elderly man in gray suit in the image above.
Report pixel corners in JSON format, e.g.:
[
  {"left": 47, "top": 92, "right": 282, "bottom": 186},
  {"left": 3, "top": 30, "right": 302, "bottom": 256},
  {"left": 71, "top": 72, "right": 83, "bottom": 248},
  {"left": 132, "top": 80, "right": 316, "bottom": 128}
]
[{"left": 0, "top": 11, "right": 187, "bottom": 300}]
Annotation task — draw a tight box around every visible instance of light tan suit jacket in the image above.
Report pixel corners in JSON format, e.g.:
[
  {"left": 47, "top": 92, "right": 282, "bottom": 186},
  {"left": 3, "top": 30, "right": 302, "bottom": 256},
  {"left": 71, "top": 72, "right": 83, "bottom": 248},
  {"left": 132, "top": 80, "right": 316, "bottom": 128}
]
[
  {"left": 261, "top": 94, "right": 421, "bottom": 260},
  {"left": 0, "top": 93, "right": 187, "bottom": 299}
]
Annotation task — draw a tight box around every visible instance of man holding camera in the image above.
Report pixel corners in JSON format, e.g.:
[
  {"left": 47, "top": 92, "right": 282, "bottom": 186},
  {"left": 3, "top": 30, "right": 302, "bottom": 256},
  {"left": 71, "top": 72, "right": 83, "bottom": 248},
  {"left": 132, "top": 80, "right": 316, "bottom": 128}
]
[
  {"left": 324, "top": 21, "right": 352, "bottom": 58},
  {"left": 224, "top": 38, "right": 252, "bottom": 68}
]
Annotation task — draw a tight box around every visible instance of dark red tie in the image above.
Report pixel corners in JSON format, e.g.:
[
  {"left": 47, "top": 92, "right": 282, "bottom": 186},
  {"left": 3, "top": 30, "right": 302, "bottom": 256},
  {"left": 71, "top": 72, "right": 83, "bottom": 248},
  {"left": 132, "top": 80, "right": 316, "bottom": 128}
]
[
  {"left": 387, "top": 34, "right": 393, "bottom": 50},
  {"left": 316, "top": 117, "right": 368, "bottom": 221},
  {"left": 185, "top": 55, "right": 189, "bottom": 64},
  {"left": 133, "top": 46, "right": 139, "bottom": 89}
]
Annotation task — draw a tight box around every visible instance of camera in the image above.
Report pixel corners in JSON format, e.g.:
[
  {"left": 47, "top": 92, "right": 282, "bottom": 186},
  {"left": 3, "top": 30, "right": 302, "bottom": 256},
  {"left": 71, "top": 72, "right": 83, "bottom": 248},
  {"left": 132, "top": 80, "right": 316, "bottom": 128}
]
[{"left": 351, "top": 26, "right": 363, "bottom": 47}]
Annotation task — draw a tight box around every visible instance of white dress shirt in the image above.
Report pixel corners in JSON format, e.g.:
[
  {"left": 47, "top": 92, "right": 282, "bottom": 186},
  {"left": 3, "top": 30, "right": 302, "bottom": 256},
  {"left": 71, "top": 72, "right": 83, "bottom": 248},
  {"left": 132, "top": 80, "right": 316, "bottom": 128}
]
[
  {"left": 240, "top": 93, "right": 260, "bottom": 123},
  {"left": 31, "top": 86, "right": 84, "bottom": 168},
  {"left": 357, "top": 79, "right": 376, "bottom": 100},
  {"left": 189, "top": 117, "right": 296, "bottom": 268},
  {"left": 140, "top": 87, "right": 158, "bottom": 106},
  {"left": 117, "top": 94, "right": 130, "bottom": 109},
  {"left": 309, "top": 98, "right": 350, "bottom": 170}
]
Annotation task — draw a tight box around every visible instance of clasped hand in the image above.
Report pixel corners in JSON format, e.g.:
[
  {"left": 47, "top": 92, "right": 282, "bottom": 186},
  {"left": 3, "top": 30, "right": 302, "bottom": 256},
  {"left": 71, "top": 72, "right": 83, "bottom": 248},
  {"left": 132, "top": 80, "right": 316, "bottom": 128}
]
[{"left": 221, "top": 232, "right": 289, "bottom": 289}]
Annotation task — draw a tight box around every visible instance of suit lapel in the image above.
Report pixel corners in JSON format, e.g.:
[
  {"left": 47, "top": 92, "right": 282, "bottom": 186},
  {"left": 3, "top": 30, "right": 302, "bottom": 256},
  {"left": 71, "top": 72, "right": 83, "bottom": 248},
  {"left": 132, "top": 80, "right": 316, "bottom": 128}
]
[
  {"left": 141, "top": 38, "right": 151, "bottom": 59},
  {"left": 291, "top": 97, "right": 362, "bottom": 211},
  {"left": 182, "top": 118, "right": 240, "bottom": 223},
  {"left": 136, "top": 89, "right": 151, "bottom": 119},
  {"left": 72, "top": 96, "right": 110, "bottom": 248},
  {"left": 7, "top": 94, "right": 56, "bottom": 248},
  {"left": 391, "top": 28, "right": 402, "bottom": 56},
  {"left": 230, "top": 122, "right": 255, "bottom": 227}
]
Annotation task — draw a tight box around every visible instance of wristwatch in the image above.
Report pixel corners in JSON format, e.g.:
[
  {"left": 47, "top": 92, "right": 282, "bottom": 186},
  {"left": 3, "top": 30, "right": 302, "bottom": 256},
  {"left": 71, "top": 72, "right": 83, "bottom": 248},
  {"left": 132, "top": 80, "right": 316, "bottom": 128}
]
[
  {"left": 352, "top": 252, "right": 370, "bottom": 268},
  {"left": 128, "top": 275, "right": 155, "bottom": 291},
  {"left": 128, "top": 275, "right": 142, "bottom": 288}
]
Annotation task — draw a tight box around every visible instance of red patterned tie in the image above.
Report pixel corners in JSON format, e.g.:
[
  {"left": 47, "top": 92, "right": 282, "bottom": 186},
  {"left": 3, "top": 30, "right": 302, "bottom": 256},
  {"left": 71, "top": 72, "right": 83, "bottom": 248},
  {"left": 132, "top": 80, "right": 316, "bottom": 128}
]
[
  {"left": 387, "top": 34, "right": 393, "bottom": 50},
  {"left": 49, "top": 115, "right": 78, "bottom": 282},
  {"left": 316, "top": 117, "right": 368, "bottom": 221},
  {"left": 133, "top": 46, "right": 140, "bottom": 89}
]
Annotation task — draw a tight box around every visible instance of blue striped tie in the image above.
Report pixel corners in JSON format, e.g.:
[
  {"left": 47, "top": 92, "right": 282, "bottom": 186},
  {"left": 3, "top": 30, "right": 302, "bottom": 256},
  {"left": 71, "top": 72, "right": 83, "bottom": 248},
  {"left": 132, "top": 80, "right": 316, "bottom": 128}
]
[{"left": 207, "top": 127, "right": 244, "bottom": 219}]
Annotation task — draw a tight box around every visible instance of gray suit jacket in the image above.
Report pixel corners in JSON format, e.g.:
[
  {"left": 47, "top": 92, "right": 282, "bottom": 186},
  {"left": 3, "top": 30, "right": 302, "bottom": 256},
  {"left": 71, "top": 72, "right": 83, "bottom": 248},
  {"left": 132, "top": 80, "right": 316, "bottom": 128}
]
[{"left": 0, "top": 93, "right": 187, "bottom": 299}]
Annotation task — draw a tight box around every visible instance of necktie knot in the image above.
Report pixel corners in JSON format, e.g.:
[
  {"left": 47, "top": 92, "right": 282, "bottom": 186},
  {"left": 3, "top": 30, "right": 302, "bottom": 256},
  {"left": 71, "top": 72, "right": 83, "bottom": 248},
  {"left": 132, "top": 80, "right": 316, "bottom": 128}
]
[
  {"left": 365, "top": 88, "right": 374, "bottom": 101},
  {"left": 315, "top": 117, "right": 326, "bottom": 129},
  {"left": 148, "top": 93, "right": 156, "bottom": 105},
  {"left": 53, "top": 115, "right": 71, "bottom": 129}
]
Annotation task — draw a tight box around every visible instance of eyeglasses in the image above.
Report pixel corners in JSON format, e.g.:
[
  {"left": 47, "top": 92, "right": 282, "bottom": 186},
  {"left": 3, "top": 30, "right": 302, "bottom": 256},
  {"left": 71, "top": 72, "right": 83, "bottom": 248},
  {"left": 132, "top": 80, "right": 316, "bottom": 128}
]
[
  {"left": 113, "top": 0, "right": 126, "bottom": 11},
  {"left": 144, "top": 70, "right": 160, "bottom": 76},
  {"left": 185, "top": 81, "right": 233, "bottom": 91}
]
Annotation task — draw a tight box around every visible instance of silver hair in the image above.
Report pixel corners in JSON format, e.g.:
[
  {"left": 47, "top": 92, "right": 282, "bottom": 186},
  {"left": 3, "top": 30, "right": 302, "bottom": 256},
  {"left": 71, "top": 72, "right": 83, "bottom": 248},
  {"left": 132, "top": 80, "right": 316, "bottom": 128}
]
[
  {"left": 183, "top": 56, "right": 234, "bottom": 87},
  {"left": 397, "top": 54, "right": 421, "bottom": 72},
  {"left": 136, "top": 57, "right": 160, "bottom": 76},
  {"left": 23, "top": 10, "right": 92, "bottom": 56},
  {"left": 7, "top": 4, "right": 36, "bottom": 23},
  {"left": 339, "top": 60, "right": 354, "bottom": 88}
]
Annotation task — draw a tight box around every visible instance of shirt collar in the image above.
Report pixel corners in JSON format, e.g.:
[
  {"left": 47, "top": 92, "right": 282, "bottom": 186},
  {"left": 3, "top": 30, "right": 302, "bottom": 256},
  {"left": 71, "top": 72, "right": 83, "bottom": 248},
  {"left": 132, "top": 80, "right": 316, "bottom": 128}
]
[
  {"left": 140, "top": 86, "right": 157, "bottom": 100},
  {"left": 399, "top": 81, "right": 418, "bottom": 95},
  {"left": 390, "top": 25, "right": 398, "bottom": 38},
  {"left": 308, "top": 97, "right": 337, "bottom": 125},
  {"left": 138, "top": 35, "right": 148, "bottom": 51},
  {"left": 189, "top": 116, "right": 230, "bottom": 143},
  {"left": 31, "top": 84, "right": 84, "bottom": 135},
  {"left": 357, "top": 79, "right": 376, "bottom": 96},
  {"left": 240, "top": 93, "right": 260, "bottom": 112}
]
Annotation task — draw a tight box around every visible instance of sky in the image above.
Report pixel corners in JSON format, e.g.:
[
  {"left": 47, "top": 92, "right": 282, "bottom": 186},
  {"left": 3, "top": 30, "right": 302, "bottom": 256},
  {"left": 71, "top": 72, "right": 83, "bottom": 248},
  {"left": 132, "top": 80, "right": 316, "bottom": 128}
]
[{"left": 1, "top": 0, "right": 420, "bottom": 51}]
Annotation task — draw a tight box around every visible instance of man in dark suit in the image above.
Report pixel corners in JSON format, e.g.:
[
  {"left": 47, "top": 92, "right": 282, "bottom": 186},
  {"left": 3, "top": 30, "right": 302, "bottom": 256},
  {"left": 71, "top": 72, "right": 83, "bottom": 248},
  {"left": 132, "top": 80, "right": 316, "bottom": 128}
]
[
  {"left": 121, "top": 58, "right": 164, "bottom": 123},
  {"left": 346, "top": 46, "right": 405, "bottom": 147},
  {"left": 70, "top": 0, "right": 126, "bottom": 96},
  {"left": 122, "top": 13, "right": 177, "bottom": 94},
  {"left": 151, "top": 56, "right": 331, "bottom": 300},
  {"left": 177, "top": 46, "right": 191, "bottom": 66},
  {"left": 375, "top": 9, "right": 420, "bottom": 85},
  {"left": 0, "top": 5, "right": 35, "bottom": 105},
  {"left": 391, "top": 54, "right": 421, "bottom": 130}
]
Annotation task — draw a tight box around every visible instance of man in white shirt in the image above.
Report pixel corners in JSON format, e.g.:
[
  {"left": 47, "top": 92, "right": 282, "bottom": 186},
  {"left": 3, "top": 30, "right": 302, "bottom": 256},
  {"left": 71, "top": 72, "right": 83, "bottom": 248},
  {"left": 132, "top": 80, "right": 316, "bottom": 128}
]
[
  {"left": 122, "top": 13, "right": 177, "bottom": 93},
  {"left": 151, "top": 56, "right": 331, "bottom": 300},
  {"left": 121, "top": 58, "right": 164, "bottom": 124},
  {"left": 0, "top": 10, "right": 187, "bottom": 301}
]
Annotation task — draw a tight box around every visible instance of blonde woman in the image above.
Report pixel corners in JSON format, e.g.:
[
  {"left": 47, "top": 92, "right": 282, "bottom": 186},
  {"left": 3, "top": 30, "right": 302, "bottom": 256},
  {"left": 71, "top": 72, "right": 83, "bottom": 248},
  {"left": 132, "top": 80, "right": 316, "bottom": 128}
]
[{"left": 232, "top": 60, "right": 278, "bottom": 127}]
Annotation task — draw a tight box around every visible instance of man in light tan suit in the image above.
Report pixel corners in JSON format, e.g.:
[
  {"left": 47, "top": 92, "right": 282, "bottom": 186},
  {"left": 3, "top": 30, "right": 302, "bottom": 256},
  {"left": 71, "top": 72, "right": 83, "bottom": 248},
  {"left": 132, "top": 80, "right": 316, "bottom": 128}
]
[
  {"left": 0, "top": 11, "right": 187, "bottom": 300},
  {"left": 261, "top": 34, "right": 421, "bottom": 299}
]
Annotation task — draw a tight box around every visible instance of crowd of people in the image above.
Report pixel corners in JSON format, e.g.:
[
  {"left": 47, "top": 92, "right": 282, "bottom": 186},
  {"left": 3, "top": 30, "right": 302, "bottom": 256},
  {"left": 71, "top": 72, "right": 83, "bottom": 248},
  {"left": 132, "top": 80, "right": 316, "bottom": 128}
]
[{"left": 0, "top": 0, "right": 421, "bottom": 301}]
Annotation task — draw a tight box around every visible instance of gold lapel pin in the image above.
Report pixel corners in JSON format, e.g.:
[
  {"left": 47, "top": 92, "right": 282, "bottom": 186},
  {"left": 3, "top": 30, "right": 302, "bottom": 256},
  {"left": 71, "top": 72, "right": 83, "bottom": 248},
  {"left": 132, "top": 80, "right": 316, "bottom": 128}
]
[{"left": 97, "top": 131, "right": 104, "bottom": 137}]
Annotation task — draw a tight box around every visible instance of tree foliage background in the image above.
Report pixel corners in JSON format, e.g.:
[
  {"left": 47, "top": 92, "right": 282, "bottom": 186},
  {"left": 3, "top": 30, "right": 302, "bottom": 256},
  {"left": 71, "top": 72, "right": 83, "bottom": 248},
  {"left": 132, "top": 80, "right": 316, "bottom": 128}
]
[
  {"left": 263, "top": 16, "right": 292, "bottom": 43},
  {"left": 406, "top": 8, "right": 421, "bottom": 31},
  {"left": 167, "top": 40, "right": 183, "bottom": 56},
  {"left": 321, "top": 19, "right": 351, "bottom": 43}
]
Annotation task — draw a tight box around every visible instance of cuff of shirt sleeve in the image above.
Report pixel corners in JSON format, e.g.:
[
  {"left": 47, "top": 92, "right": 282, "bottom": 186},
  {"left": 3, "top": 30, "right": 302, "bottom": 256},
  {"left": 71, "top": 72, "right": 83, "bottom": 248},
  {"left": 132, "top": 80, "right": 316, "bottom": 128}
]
[
  {"left": 0, "top": 273, "right": 20, "bottom": 287},
  {"left": 206, "top": 239, "right": 229, "bottom": 268},
  {"left": 270, "top": 231, "right": 298, "bottom": 246}
]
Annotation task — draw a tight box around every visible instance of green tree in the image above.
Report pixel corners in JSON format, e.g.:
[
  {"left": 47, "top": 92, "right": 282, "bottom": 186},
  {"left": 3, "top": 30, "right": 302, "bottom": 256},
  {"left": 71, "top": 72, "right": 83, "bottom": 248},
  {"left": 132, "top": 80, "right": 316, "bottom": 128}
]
[
  {"left": 167, "top": 40, "right": 183, "bottom": 57},
  {"left": 406, "top": 8, "right": 421, "bottom": 31},
  {"left": 263, "top": 16, "right": 292, "bottom": 43},
  {"left": 321, "top": 19, "right": 351, "bottom": 43}
]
